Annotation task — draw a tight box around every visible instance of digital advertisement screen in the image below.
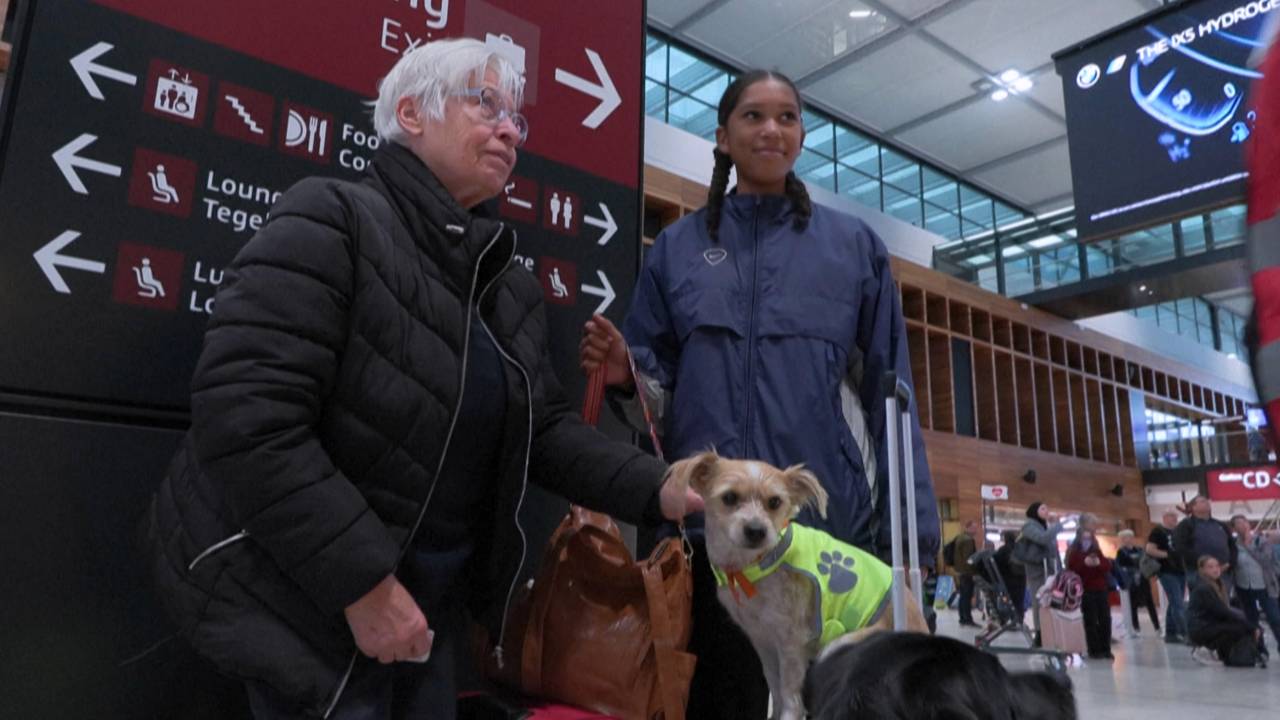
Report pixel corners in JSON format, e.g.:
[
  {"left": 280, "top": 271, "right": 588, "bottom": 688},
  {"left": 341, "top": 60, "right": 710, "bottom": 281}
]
[{"left": 1055, "top": 0, "right": 1276, "bottom": 240}]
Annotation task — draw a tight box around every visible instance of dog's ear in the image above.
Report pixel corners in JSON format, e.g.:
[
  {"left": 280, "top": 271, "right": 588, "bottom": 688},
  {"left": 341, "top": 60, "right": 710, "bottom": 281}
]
[
  {"left": 782, "top": 464, "right": 828, "bottom": 519},
  {"left": 666, "top": 449, "right": 720, "bottom": 498}
]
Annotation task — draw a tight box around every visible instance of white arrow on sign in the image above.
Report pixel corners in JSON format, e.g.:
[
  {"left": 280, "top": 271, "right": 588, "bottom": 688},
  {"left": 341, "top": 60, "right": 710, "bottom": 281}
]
[
  {"left": 583, "top": 202, "right": 617, "bottom": 246},
  {"left": 554, "top": 49, "right": 621, "bottom": 129},
  {"left": 70, "top": 42, "right": 138, "bottom": 101},
  {"left": 581, "top": 270, "right": 616, "bottom": 315},
  {"left": 35, "top": 230, "right": 106, "bottom": 294},
  {"left": 53, "top": 133, "right": 122, "bottom": 195}
]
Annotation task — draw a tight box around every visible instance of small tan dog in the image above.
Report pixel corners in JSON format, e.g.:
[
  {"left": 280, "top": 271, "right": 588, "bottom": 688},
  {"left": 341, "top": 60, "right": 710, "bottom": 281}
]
[{"left": 668, "top": 450, "right": 927, "bottom": 720}]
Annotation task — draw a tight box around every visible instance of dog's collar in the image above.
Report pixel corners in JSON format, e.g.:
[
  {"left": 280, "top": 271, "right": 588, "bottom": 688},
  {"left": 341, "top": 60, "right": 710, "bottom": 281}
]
[{"left": 710, "top": 522, "right": 796, "bottom": 603}]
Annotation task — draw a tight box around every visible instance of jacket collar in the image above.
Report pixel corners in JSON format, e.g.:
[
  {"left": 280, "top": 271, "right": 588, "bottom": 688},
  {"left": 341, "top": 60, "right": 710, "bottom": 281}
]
[
  {"left": 366, "top": 142, "right": 512, "bottom": 293},
  {"left": 722, "top": 188, "right": 794, "bottom": 224}
]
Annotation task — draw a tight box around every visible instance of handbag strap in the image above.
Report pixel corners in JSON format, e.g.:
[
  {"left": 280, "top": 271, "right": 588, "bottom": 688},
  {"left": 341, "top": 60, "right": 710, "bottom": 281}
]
[
  {"left": 624, "top": 348, "right": 665, "bottom": 461},
  {"left": 581, "top": 355, "right": 607, "bottom": 427},
  {"left": 581, "top": 358, "right": 693, "bottom": 563},
  {"left": 641, "top": 549, "right": 686, "bottom": 720}
]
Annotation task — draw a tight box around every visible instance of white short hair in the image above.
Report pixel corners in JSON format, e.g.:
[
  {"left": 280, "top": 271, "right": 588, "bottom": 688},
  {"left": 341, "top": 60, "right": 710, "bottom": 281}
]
[
  {"left": 1118, "top": 529, "right": 1134, "bottom": 538},
  {"left": 372, "top": 38, "right": 525, "bottom": 145}
]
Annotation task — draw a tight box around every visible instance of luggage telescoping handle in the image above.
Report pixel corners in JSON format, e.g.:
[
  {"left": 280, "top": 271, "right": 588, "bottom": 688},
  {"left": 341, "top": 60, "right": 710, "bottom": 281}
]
[{"left": 883, "top": 371, "right": 923, "bottom": 631}]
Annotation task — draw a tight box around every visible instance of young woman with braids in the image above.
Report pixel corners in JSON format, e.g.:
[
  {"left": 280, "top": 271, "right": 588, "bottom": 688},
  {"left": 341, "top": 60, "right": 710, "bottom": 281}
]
[{"left": 580, "top": 70, "right": 937, "bottom": 718}]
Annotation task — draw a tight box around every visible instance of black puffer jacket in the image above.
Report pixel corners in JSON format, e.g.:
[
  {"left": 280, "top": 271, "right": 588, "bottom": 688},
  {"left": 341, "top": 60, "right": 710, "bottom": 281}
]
[{"left": 145, "top": 143, "right": 667, "bottom": 716}]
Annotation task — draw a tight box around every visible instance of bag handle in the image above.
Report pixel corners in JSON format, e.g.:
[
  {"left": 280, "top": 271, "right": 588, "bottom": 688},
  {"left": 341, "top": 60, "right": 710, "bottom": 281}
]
[{"left": 642, "top": 549, "right": 687, "bottom": 720}]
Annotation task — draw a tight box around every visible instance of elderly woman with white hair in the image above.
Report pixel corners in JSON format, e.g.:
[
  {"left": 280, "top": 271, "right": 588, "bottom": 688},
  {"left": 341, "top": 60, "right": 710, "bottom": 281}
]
[
  {"left": 144, "top": 39, "right": 699, "bottom": 719},
  {"left": 1116, "top": 528, "right": 1160, "bottom": 637}
]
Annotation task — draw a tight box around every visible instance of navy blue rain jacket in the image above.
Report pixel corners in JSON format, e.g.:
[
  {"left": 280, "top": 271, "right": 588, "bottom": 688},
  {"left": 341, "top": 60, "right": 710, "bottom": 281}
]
[{"left": 624, "top": 193, "right": 939, "bottom": 563}]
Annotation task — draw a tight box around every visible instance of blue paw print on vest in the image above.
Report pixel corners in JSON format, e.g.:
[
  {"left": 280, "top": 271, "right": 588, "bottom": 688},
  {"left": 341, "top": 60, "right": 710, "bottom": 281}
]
[{"left": 818, "top": 550, "right": 858, "bottom": 593}]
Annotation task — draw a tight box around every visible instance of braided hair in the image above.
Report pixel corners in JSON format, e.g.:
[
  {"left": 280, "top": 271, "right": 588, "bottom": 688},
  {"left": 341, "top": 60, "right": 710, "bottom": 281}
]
[{"left": 705, "top": 69, "right": 812, "bottom": 242}]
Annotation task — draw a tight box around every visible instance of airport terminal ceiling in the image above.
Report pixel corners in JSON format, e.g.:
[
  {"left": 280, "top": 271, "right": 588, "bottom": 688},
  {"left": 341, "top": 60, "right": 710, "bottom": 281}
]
[{"left": 647, "top": 0, "right": 1167, "bottom": 216}]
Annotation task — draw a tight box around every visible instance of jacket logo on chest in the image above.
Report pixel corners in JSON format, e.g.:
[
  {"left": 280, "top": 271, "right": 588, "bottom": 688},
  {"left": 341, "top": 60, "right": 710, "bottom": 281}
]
[{"left": 703, "top": 248, "right": 728, "bottom": 266}]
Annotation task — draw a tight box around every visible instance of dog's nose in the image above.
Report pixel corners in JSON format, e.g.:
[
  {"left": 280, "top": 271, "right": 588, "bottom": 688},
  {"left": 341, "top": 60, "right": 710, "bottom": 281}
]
[{"left": 743, "top": 524, "right": 767, "bottom": 547}]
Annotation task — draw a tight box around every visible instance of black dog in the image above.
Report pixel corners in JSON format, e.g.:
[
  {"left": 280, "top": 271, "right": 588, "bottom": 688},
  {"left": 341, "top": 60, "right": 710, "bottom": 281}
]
[{"left": 803, "top": 632, "right": 1076, "bottom": 720}]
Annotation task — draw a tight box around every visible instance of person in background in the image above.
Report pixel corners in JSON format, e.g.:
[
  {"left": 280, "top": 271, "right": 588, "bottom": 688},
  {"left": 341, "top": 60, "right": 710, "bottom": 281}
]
[
  {"left": 1116, "top": 529, "right": 1160, "bottom": 637},
  {"left": 1067, "top": 529, "right": 1113, "bottom": 660},
  {"left": 1018, "top": 502, "right": 1065, "bottom": 646},
  {"left": 1146, "top": 510, "right": 1188, "bottom": 643},
  {"left": 1174, "top": 496, "right": 1237, "bottom": 593},
  {"left": 995, "top": 529, "right": 1028, "bottom": 622},
  {"left": 1231, "top": 515, "right": 1280, "bottom": 658},
  {"left": 578, "top": 68, "right": 939, "bottom": 720},
  {"left": 954, "top": 520, "right": 980, "bottom": 628},
  {"left": 1187, "top": 556, "right": 1262, "bottom": 666},
  {"left": 1074, "top": 513, "right": 1098, "bottom": 543}
]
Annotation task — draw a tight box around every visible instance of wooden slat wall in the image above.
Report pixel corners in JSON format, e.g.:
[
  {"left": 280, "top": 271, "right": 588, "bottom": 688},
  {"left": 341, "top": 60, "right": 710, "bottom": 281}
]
[
  {"left": 1, "top": 0, "right": 9, "bottom": 73},
  {"left": 925, "top": 430, "right": 1146, "bottom": 532},
  {"left": 889, "top": 258, "right": 1252, "bottom": 402},
  {"left": 1014, "top": 358, "right": 1037, "bottom": 450},
  {"left": 973, "top": 346, "right": 998, "bottom": 442},
  {"left": 1033, "top": 363, "right": 1057, "bottom": 452}
]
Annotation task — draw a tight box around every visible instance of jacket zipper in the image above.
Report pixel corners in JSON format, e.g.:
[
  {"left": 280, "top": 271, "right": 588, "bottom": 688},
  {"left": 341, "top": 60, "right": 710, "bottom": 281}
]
[
  {"left": 187, "top": 530, "right": 251, "bottom": 572},
  {"left": 472, "top": 229, "right": 529, "bottom": 670},
  {"left": 476, "top": 315, "right": 531, "bottom": 670},
  {"left": 324, "top": 223, "right": 507, "bottom": 719},
  {"left": 742, "top": 199, "right": 761, "bottom": 450}
]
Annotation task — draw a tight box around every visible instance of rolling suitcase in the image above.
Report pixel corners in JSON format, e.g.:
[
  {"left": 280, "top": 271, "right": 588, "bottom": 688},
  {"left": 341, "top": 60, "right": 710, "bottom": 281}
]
[
  {"left": 883, "top": 372, "right": 926, "bottom": 629},
  {"left": 1038, "top": 606, "right": 1087, "bottom": 656}
]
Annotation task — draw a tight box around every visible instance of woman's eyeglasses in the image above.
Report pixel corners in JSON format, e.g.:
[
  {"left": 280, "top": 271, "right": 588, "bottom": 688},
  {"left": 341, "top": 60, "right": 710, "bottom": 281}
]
[{"left": 454, "top": 87, "right": 528, "bottom": 146}]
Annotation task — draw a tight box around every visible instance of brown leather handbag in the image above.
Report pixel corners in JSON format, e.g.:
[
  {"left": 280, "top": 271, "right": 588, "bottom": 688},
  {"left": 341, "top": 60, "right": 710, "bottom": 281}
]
[{"left": 491, "top": 366, "right": 695, "bottom": 720}]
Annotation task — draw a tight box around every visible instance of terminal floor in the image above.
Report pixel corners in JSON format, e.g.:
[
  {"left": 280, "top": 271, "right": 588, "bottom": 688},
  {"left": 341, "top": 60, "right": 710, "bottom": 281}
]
[{"left": 935, "top": 610, "right": 1280, "bottom": 718}]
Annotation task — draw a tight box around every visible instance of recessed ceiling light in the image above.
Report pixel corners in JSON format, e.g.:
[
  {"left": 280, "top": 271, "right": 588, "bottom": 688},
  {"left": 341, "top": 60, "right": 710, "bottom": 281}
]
[
  {"left": 1028, "top": 235, "right": 1063, "bottom": 248},
  {"left": 1139, "top": 284, "right": 1147, "bottom": 291},
  {"left": 1000, "top": 69, "right": 1021, "bottom": 83},
  {"left": 991, "top": 89, "right": 1009, "bottom": 101},
  {"left": 849, "top": 9, "right": 874, "bottom": 18},
  {"left": 1013, "top": 77, "right": 1033, "bottom": 93}
]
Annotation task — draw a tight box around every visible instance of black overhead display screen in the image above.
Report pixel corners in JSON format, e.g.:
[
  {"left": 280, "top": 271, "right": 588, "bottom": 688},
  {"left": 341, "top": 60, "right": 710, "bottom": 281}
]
[{"left": 1055, "top": 0, "right": 1275, "bottom": 240}]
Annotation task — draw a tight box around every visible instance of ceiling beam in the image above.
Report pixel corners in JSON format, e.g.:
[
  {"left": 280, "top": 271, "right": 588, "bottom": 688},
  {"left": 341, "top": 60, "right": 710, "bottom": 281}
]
[
  {"left": 883, "top": 93, "right": 985, "bottom": 136},
  {"left": 963, "top": 135, "right": 1067, "bottom": 175},
  {"left": 794, "top": 25, "right": 910, "bottom": 88},
  {"left": 1031, "top": 192, "right": 1076, "bottom": 212},
  {"left": 673, "top": 0, "right": 734, "bottom": 33},
  {"left": 795, "top": 0, "right": 980, "bottom": 88}
]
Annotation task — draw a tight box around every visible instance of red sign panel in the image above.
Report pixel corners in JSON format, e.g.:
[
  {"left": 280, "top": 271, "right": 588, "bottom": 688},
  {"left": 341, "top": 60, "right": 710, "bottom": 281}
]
[
  {"left": 213, "top": 81, "right": 275, "bottom": 146},
  {"left": 127, "top": 147, "right": 197, "bottom": 218},
  {"left": 0, "top": 0, "right": 641, "bottom": 410},
  {"left": 111, "top": 242, "right": 184, "bottom": 311},
  {"left": 92, "top": 0, "right": 642, "bottom": 187},
  {"left": 142, "top": 59, "right": 210, "bottom": 127},
  {"left": 1206, "top": 466, "right": 1280, "bottom": 501}
]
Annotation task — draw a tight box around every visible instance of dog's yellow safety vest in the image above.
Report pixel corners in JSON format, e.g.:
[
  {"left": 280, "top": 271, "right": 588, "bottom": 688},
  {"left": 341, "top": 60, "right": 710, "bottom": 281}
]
[{"left": 710, "top": 523, "right": 893, "bottom": 648}]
